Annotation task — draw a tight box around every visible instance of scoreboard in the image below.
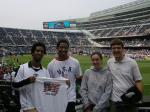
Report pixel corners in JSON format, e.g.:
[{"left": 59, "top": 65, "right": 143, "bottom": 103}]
[{"left": 43, "top": 21, "right": 77, "bottom": 29}]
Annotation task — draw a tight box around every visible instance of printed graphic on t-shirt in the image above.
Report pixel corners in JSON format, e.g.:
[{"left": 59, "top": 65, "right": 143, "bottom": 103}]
[
  {"left": 43, "top": 81, "right": 60, "bottom": 96},
  {"left": 57, "top": 66, "right": 72, "bottom": 78}
]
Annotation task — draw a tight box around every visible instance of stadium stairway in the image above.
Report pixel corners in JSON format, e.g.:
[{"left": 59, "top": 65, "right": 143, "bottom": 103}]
[
  {"left": 19, "top": 30, "right": 29, "bottom": 45},
  {"left": 81, "top": 30, "right": 104, "bottom": 47}
]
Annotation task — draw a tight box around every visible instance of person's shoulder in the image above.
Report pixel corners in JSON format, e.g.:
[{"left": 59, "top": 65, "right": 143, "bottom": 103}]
[
  {"left": 106, "top": 68, "right": 112, "bottom": 76},
  {"left": 19, "top": 62, "right": 28, "bottom": 69},
  {"left": 102, "top": 67, "right": 113, "bottom": 79},
  {"left": 50, "top": 58, "right": 57, "bottom": 63},
  {"left": 85, "top": 68, "right": 91, "bottom": 72},
  {"left": 84, "top": 68, "right": 92, "bottom": 74},
  {"left": 125, "top": 56, "right": 137, "bottom": 63},
  {"left": 102, "top": 66, "right": 109, "bottom": 71},
  {"left": 107, "top": 57, "right": 114, "bottom": 64},
  {"left": 69, "top": 56, "right": 80, "bottom": 63},
  {"left": 42, "top": 67, "right": 47, "bottom": 71},
  {"left": 102, "top": 67, "right": 110, "bottom": 74},
  {"left": 84, "top": 69, "right": 91, "bottom": 76},
  {"left": 47, "top": 58, "right": 56, "bottom": 66},
  {"left": 22, "top": 62, "right": 28, "bottom": 66}
]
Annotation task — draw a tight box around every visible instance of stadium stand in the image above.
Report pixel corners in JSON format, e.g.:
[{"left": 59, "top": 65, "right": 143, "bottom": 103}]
[
  {"left": 77, "top": 0, "right": 150, "bottom": 39},
  {"left": 93, "top": 37, "right": 150, "bottom": 47},
  {"left": 75, "top": 0, "right": 150, "bottom": 62},
  {"left": 0, "top": 27, "right": 14, "bottom": 46},
  {"left": 0, "top": 28, "right": 91, "bottom": 54},
  {"left": 76, "top": 0, "right": 150, "bottom": 111},
  {"left": 0, "top": 0, "right": 150, "bottom": 112}
]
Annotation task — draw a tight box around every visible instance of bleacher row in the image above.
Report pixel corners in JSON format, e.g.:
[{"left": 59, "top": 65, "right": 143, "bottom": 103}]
[
  {"left": 90, "top": 24, "right": 150, "bottom": 38},
  {"left": 95, "top": 38, "right": 150, "bottom": 47},
  {"left": 78, "top": 5, "right": 150, "bottom": 39},
  {"left": 0, "top": 27, "right": 91, "bottom": 47},
  {"left": 79, "top": 6, "right": 150, "bottom": 30}
]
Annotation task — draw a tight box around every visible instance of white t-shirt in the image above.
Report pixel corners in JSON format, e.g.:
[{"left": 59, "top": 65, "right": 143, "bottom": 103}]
[
  {"left": 34, "top": 77, "right": 68, "bottom": 112},
  {"left": 47, "top": 56, "right": 82, "bottom": 102},
  {"left": 14, "top": 63, "right": 68, "bottom": 112}
]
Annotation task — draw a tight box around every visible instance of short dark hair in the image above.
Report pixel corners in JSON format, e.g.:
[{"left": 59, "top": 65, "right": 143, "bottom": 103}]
[
  {"left": 31, "top": 42, "right": 46, "bottom": 54},
  {"left": 110, "top": 38, "right": 124, "bottom": 48},
  {"left": 56, "top": 39, "right": 69, "bottom": 48},
  {"left": 91, "top": 52, "right": 103, "bottom": 60}
]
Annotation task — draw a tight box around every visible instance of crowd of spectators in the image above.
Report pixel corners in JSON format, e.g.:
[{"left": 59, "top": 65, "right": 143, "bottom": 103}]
[
  {"left": 91, "top": 24, "right": 150, "bottom": 37},
  {"left": 95, "top": 38, "right": 150, "bottom": 47},
  {"left": 0, "top": 27, "right": 91, "bottom": 49},
  {"left": 0, "top": 64, "right": 16, "bottom": 81}
]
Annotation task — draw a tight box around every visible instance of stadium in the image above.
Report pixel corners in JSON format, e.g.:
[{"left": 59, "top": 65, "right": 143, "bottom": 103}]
[{"left": 0, "top": 0, "right": 150, "bottom": 111}]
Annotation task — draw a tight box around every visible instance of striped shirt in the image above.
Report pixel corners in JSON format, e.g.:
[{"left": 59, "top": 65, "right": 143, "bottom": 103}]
[{"left": 107, "top": 56, "right": 142, "bottom": 102}]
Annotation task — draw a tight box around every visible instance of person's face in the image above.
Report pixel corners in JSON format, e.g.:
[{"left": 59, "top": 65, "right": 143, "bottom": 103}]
[
  {"left": 57, "top": 42, "right": 69, "bottom": 57},
  {"left": 91, "top": 54, "right": 102, "bottom": 69},
  {"left": 111, "top": 45, "right": 124, "bottom": 59},
  {"left": 32, "top": 46, "right": 45, "bottom": 62}
]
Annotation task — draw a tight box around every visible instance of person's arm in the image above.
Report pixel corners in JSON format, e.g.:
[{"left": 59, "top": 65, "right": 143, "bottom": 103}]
[
  {"left": 93, "top": 72, "right": 112, "bottom": 112},
  {"left": 132, "top": 61, "right": 143, "bottom": 93},
  {"left": 135, "top": 80, "right": 143, "bottom": 94},
  {"left": 47, "top": 61, "right": 55, "bottom": 78},
  {"left": 13, "top": 76, "right": 36, "bottom": 88},
  {"left": 14, "top": 65, "right": 36, "bottom": 89},
  {"left": 75, "top": 61, "right": 82, "bottom": 79},
  {"left": 80, "top": 71, "right": 90, "bottom": 110},
  {"left": 76, "top": 75, "right": 83, "bottom": 80},
  {"left": 23, "top": 108, "right": 38, "bottom": 112}
]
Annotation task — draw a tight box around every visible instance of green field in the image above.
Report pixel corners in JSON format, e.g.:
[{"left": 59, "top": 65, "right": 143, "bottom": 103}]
[{"left": 6, "top": 54, "right": 150, "bottom": 96}]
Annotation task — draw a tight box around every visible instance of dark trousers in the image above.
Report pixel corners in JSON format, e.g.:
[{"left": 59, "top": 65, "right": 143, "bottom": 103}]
[
  {"left": 110, "top": 101, "right": 137, "bottom": 112},
  {"left": 65, "top": 102, "right": 76, "bottom": 112}
]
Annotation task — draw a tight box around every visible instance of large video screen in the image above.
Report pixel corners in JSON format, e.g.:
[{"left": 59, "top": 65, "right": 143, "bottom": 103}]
[{"left": 43, "top": 21, "right": 77, "bottom": 29}]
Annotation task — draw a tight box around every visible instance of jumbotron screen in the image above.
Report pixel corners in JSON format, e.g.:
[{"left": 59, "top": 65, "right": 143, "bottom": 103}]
[{"left": 43, "top": 21, "right": 77, "bottom": 29}]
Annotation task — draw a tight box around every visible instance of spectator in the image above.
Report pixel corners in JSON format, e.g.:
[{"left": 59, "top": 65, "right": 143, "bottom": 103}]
[
  {"left": 80, "top": 52, "right": 112, "bottom": 112},
  {"left": 14, "top": 42, "right": 49, "bottom": 112},
  {"left": 47, "top": 39, "right": 82, "bottom": 112},
  {"left": 107, "top": 39, "right": 143, "bottom": 112}
]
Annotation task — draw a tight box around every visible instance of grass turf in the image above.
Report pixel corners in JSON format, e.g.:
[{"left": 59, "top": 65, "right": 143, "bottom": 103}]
[{"left": 6, "top": 54, "right": 150, "bottom": 96}]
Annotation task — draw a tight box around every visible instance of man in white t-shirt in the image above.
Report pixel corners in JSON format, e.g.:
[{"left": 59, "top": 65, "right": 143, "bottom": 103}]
[
  {"left": 47, "top": 39, "right": 82, "bottom": 112},
  {"left": 14, "top": 42, "right": 47, "bottom": 112},
  {"left": 14, "top": 42, "right": 68, "bottom": 112}
]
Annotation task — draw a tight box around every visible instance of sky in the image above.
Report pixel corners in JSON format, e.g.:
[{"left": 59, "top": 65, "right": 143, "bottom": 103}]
[{"left": 0, "top": 0, "right": 136, "bottom": 30}]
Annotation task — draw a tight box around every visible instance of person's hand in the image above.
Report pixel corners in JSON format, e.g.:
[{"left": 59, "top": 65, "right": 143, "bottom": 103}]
[
  {"left": 63, "top": 75, "right": 70, "bottom": 87},
  {"left": 125, "top": 92, "right": 135, "bottom": 98},
  {"left": 84, "top": 109, "right": 92, "bottom": 112},
  {"left": 66, "top": 80, "right": 70, "bottom": 87},
  {"left": 84, "top": 105, "right": 93, "bottom": 112},
  {"left": 23, "top": 107, "right": 38, "bottom": 112},
  {"left": 28, "top": 76, "right": 36, "bottom": 83}
]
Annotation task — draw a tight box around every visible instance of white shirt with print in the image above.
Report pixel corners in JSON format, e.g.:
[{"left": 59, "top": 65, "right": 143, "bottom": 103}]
[
  {"left": 15, "top": 63, "right": 68, "bottom": 112},
  {"left": 47, "top": 56, "right": 82, "bottom": 102}
]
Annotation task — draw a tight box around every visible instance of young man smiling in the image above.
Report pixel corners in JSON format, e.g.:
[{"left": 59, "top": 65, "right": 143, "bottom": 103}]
[
  {"left": 107, "top": 39, "right": 143, "bottom": 112},
  {"left": 47, "top": 39, "right": 82, "bottom": 112},
  {"left": 14, "top": 42, "right": 47, "bottom": 112}
]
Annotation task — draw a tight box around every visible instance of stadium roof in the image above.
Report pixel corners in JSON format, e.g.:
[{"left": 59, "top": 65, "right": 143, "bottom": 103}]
[
  {"left": 53, "top": 0, "right": 150, "bottom": 26},
  {"left": 90, "top": 0, "right": 150, "bottom": 19}
]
